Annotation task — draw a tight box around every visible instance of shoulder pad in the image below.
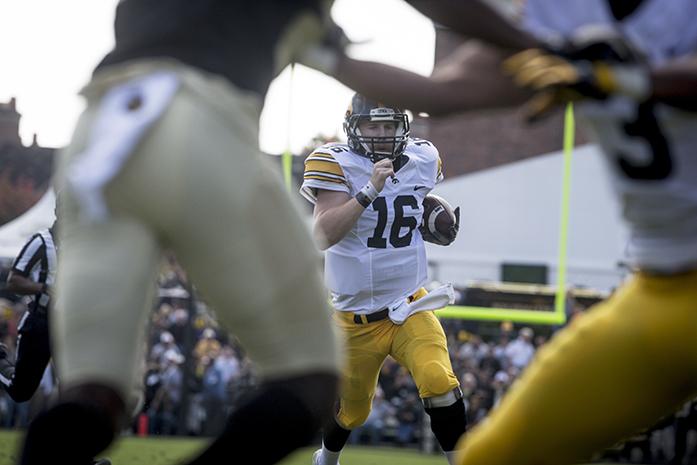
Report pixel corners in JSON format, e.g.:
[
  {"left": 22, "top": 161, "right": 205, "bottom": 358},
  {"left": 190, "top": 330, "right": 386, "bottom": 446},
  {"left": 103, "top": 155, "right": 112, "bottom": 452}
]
[{"left": 304, "top": 148, "right": 348, "bottom": 187}]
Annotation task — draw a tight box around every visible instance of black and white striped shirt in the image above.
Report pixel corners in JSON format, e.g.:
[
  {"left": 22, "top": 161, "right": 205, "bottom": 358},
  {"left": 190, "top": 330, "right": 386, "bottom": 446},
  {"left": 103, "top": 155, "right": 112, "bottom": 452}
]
[{"left": 10, "top": 228, "right": 57, "bottom": 314}]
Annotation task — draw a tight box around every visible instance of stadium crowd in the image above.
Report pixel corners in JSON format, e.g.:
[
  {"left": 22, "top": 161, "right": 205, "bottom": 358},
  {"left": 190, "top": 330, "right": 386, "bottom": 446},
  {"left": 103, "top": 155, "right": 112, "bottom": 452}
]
[{"left": 1, "top": 258, "right": 696, "bottom": 464}]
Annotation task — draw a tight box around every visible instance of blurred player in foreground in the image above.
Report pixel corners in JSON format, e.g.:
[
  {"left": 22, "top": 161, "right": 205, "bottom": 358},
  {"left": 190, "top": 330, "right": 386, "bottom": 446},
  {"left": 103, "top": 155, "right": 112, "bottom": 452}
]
[
  {"left": 301, "top": 94, "right": 464, "bottom": 465},
  {"left": 19, "top": 2, "right": 346, "bottom": 465},
  {"left": 308, "top": 0, "right": 697, "bottom": 463}
]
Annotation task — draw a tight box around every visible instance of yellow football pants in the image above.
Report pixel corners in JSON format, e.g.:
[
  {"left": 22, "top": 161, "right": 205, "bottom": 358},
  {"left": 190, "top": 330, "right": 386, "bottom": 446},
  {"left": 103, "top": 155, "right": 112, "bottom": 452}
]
[
  {"left": 333, "top": 308, "right": 460, "bottom": 429},
  {"left": 458, "top": 270, "right": 697, "bottom": 465}
]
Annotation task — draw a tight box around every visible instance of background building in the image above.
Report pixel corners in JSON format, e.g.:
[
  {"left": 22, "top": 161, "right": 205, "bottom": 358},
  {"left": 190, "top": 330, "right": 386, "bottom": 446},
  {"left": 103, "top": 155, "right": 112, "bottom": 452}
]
[{"left": 0, "top": 98, "right": 55, "bottom": 260}]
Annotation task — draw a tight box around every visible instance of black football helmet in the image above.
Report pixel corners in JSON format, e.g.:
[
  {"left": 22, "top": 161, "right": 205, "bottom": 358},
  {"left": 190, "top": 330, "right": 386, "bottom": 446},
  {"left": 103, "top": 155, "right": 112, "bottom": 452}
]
[{"left": 343, "top": 94, "right": 410, "bottom": 162}]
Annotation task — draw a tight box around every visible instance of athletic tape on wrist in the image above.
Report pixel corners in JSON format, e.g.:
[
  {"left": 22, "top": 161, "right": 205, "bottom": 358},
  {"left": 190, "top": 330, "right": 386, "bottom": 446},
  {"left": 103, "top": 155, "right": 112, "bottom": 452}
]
[
  {"left": 613, "top": 66, "right": 651, "bottom": 101},
  {"left": 596, "top": 63, "right": 651, "bottom": 101},
  {"left": 355, "top": 182, "right": 379, "bottom": 208}
]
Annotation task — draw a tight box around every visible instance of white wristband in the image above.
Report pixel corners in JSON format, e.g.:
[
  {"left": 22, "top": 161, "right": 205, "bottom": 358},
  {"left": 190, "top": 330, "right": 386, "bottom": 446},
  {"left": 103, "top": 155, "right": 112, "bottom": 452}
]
[
  {"left": 360, "top": 181, "right": 380, "bottom": 202},
  {"left": 612, "top": 66, "right": 652, "bottom": 101},
  {"left": 355, "top": 181, "right": 380, "bottom": 208}
]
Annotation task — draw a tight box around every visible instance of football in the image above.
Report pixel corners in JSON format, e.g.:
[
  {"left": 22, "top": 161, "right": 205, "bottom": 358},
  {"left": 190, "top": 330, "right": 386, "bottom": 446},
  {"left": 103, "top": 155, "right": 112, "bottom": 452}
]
[{"left": 420, "top": 194, "right": 460, "bottom": 246}]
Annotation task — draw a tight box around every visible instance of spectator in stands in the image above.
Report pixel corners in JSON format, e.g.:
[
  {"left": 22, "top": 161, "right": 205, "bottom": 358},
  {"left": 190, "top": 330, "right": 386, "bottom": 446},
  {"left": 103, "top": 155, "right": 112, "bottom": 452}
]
[
  {"left": 194, "top": 328, "right": 221, "bottom": 362},
  {"left": 457, "top": 335, "right": 490, "bottom": 364},
  {"left": 394, "top": 392, "right": 422, "bottom": 447},
  {"left": 167, "top": 307, "right": 190, "bottom": 344},
  {"left": 491, "top": 371, "right": 511, "bottom": 408},
  {"left": 491, "top": 336, "right": 509, "bottom": 363},
  {"left": 460, "top": 373, "right": 478, "bottom": 401},
  {"left": 503, "top": 327, "right": 535, "bottom": 369},
  {"left": 214, "top": 345, "right": 241, "bottom": 387},
  {"left": 478, "top": 346, "right": 502, "bottom": 381},
  {"left": 150, "top": 332, "right": 181, "bottom": 366},
  {"left": 467, "top": 389, "right": 492, "bottom": 427},
  {"left": 200, "top": 356, "right": 227, "bottom": 436},
  {"left": 149, "top": 350, "right": 184, "bottom": 435},
  {"left": 349, "top": 386, "right": 393, "bottom": 446}
]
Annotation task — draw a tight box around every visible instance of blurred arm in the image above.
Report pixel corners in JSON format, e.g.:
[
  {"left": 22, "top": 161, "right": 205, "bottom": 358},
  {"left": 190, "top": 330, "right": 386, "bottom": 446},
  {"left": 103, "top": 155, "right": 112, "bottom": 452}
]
[
  {"left": 6, "top": 271, "right": 45, "bottom": 295},
  {"left": 406, "top": 0, "right": 540, "bottom": 51},
  {"left": 651, "top": 55, "right": 697, "bottom": 111},
  {"left": 336, "top": 41, "right": 530, "bottom": 116}
]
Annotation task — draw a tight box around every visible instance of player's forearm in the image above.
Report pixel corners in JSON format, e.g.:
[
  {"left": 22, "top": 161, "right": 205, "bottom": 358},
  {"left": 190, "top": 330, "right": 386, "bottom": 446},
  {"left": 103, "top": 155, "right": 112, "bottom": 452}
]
[
  {"left": 336, "top": 50, "right": 528, "bottom": 116},
  {"left": 336, "top": 57, "right": 464, "bottom": 115},
  {"left": 313, "top": 200, "right": 365, "bottom": 250},
  {"left": 406, "top": 0, "right": 540, "bottom": 51},
  {"left": 650, "top": 56, "right": 697, "bottom": 111},
  {"left": 6, "top": 273, "right": 45, "bottom": 295}
]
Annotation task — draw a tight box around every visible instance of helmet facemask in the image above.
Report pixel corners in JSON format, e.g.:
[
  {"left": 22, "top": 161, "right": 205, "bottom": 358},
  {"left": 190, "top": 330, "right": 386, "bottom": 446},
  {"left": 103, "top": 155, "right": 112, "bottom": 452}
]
[{"left": 344, "top": 106, "right": 410, "bottom": 162}]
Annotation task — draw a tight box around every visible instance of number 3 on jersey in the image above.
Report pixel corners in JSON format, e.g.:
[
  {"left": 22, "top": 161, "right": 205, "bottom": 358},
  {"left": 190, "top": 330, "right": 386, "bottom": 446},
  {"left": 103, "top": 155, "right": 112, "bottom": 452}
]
[
  {"left": 616, "top": 102, "right": 673, "bottom": 181},
  {"left": 367, "top": 195, "right": 419, "bottom": 248}
]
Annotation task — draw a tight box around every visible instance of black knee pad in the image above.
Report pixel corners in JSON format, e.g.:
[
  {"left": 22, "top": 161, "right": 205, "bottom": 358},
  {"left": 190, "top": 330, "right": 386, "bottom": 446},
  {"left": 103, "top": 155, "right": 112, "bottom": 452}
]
[{"left": 425, "top": 398, "right": 467, "bottom": 452}]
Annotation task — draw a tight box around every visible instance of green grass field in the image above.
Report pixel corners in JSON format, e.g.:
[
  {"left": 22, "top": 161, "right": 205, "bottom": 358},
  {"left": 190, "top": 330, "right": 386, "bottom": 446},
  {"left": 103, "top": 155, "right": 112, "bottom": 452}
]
[{"left": 0, "top": 430, "right": 446, "bottom": 465}]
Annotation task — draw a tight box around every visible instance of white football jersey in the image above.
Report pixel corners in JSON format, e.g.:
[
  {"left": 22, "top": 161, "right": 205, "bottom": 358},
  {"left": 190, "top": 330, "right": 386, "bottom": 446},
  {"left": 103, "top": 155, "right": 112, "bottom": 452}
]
[
  {"left": 524, "top": 0, "right": 697, "bottom": 272},
  {"left": 301, "top": 139, "right": 443, "bottom": 313}
]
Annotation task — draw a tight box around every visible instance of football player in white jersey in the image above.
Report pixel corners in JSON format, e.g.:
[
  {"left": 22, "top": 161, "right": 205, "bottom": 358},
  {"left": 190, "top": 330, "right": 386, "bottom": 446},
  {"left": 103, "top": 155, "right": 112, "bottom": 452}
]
[
  {"left": 307, "top": 0, "right": 697, "bottom": 464},
  {"left": 300, "top": 94, "right": 466, "bottom": 465}
]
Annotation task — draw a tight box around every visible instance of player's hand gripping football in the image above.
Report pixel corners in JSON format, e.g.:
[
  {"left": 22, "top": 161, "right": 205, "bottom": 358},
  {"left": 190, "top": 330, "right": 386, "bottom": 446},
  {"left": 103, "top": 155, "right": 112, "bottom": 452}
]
[
  {"left": 435, "top": 205, "right": 460, "bottom": 245},
  {"left": 503, "top": 27, "right": 651, "bottom": 121},
  {"left": 451, "top": 206, "right": 461, "bottom": 239},
  {"left": 420, "top": 195, "right": 460, "bottom": 246},
  {"left": 370, "top": 158, "right": 395, "bottom": 192}
]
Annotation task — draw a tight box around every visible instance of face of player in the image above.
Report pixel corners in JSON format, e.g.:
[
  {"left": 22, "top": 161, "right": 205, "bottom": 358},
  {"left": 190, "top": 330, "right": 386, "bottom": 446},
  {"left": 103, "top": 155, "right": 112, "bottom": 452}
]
[{"left": 357, "top": 120, "right": 399, "bottom": 155}]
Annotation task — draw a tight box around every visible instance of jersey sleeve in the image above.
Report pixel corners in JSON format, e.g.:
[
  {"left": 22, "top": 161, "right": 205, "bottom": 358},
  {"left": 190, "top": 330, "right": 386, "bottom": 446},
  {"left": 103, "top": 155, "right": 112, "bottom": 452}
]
[
  {"left": 10, "top": 234, "right": 44, "bottom": 277},
  {"left": 300, "top": 149, "right": 350, "bottom": 204}
]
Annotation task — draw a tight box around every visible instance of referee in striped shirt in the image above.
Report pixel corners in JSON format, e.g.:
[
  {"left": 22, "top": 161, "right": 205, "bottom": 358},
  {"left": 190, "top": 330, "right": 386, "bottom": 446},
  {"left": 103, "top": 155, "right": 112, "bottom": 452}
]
[
  {"left": 2, "top": 220, "right": 112, "bottom": 465},
  {"left": 1, "top": 223, "right": 57, "bottom": 402}
]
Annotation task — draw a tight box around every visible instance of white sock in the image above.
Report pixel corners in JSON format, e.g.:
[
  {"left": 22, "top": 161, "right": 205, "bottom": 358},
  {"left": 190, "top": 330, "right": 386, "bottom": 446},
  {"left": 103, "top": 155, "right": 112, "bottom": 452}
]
[
  {"left": 445, "top": 450, "right": 460, "bottom": 465},
  {"left": 318, "top": 443, "right": 342, "bottom": 465}
]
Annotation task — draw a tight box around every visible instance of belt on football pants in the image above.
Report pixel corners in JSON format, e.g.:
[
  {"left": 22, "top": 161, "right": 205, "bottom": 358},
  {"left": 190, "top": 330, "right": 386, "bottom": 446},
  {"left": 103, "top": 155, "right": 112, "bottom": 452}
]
[
  {"left": 350, "top": 288, "right": 428, "bottom": 324},
  {"left": 353, "top": 308, "right": 390, "bottom": 324}
]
